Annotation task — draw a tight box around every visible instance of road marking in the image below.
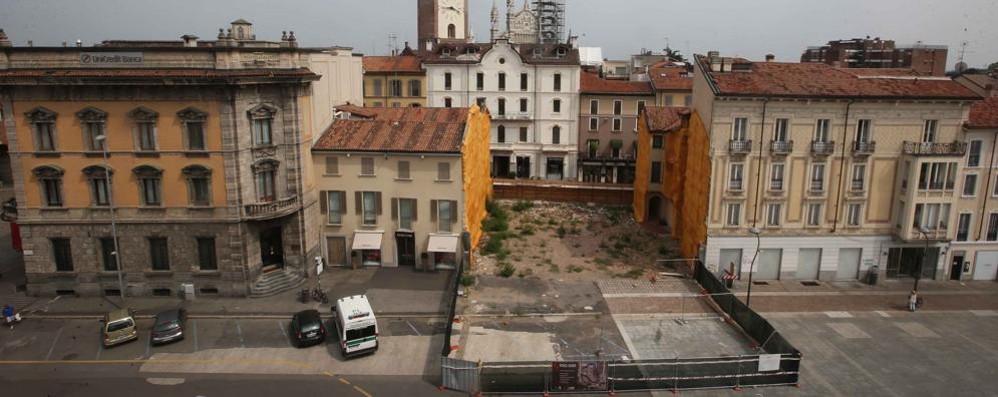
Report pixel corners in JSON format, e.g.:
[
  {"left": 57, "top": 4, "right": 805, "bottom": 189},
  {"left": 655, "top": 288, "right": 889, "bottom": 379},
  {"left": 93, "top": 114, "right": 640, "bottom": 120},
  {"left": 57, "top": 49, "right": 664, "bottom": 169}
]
[
  {"left": 146, "top": 377, "right": 185, "bottom": 385},
  {"left": 894, "top": 322, "right": 940, "bottom": 338},
  {"left": 236, "top": 322, "right": 245, "bottom": 348},
  {"left": 192, "top": 320, "right": 199, "bottom": 352},
  {"left": 95, "top": 342, "right": 103, "bottom": 361},
  {"left": 353, "top": 385, "right": 373, "bottom": 397},
  {"left": 824, "top": 311, "right": 853, "bottom": 318},
  {"left": 339, "top": 378, "right": 351, "bottom": 385},
  {"left": 145, "top": 337, "right": 151, "bottom": 358},
  {"left": 828, "top": 323, "right": 871, "bottom": 339},
  {"left": 874, "top": 311, "right": 891, "bottom": 318},
  {"left": 970, "top": 310, "right": 998, "bottom": 317},
  {"left": 404, "top": 320, "right": 421, "bottom": 336},
  {"left": 45, "top": 326, "right": 64, "bottom": 361},
  {"left": 277, "top": 320, "right": 288, "bottom": 340}
]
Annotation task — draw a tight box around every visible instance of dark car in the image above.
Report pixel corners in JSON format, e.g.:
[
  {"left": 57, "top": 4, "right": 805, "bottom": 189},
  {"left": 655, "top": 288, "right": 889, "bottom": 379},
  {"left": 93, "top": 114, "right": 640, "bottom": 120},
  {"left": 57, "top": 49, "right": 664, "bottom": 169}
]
[
  {"left": 150, "top": 308, "right": 186, "bottom": 345},
  {"left": 291, "top": 309, "right": 326, "bottom": 348}
]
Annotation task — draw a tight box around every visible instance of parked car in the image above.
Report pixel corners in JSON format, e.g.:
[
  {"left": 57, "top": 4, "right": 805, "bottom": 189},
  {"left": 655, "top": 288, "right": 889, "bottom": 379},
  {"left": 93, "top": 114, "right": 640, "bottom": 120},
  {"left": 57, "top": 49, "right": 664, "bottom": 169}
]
[
  {"left": 290, "top": 309, "right": 326, "bottom": 348},
  {"left": 151, "top": 308, "right": 187, "bottom": 345},
  {"left": 101, "top": 308, "right": 138, "bottom": 347}
]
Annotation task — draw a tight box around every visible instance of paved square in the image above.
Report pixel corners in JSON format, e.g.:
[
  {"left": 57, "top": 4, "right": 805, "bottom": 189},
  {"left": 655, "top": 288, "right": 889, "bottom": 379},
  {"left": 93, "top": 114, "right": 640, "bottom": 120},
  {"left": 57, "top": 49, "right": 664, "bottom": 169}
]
[
  {"left": 616, "top": 316, "right": 756, "bottom": 359},
  {"left": 827, "top": 322, "right": 871, "bottom": 339}
]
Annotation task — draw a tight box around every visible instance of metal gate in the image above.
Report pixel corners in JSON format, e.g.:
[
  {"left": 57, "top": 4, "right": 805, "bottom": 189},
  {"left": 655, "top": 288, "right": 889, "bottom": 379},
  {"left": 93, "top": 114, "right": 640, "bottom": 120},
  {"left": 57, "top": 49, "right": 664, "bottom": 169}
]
[{"left": 442, "top": 356, "right": 480, "bottom": 393}]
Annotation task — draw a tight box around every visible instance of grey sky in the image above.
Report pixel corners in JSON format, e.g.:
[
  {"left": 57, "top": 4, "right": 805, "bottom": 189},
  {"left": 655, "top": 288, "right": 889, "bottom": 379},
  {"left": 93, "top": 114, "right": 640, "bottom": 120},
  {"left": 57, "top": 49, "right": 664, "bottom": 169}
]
[{"left": 0, "top": 0, "right": 994, "bottom": 68}]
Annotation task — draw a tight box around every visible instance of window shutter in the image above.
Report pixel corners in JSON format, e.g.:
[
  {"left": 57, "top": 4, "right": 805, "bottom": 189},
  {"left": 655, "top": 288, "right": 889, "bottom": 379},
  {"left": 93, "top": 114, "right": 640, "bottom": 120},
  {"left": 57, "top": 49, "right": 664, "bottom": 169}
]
[
  {"left": 430, "top": 200, "right": 438, "bottom": 222},
  {"left": 375, "top": 192, "right": 383, "bottom": 215},
  {"left": 412, "top": 199, "right": 418, "bottom": 221},
  {"left": 338, "top": 191, "right": 347, "bottom": 213},
  {"left": 320, "top": 191, "right": 328, "bottom": 214},
  {"left": 450, "top": 200, "right": 458, "bottom": 224},
  {"left": 355, "top": 191, "right": 362, "bottom": 214},
  {"left": 391, "top": 198, "right": 398, "bottom": 220}
]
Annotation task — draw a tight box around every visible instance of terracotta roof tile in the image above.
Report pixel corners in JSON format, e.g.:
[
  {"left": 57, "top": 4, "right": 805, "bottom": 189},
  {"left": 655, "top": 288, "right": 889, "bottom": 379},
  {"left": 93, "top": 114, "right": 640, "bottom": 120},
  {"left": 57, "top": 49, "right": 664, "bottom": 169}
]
[
  {"left": 0, "top": 68, "right": 318, "bottom": 83},
  {"left": 580, "top": 72, "right": 653, "bottom": 95},
  {"left": 649, "top": 66, "right": 694, "bottom": 91},
  {"left": 967, "top": 97, "right": 998, "bottom": 129},
  {"left": 315, "top": 107, "right": 470, "bottom": 153},
  {"left": 362, "top": 56, "right": 423, "bottom": 73},
  {"left": 644, "top": 106, "right": 690, "bottom": 132},
  {"left": 699, "top": 57, "right": 980, "bottom": 100}
]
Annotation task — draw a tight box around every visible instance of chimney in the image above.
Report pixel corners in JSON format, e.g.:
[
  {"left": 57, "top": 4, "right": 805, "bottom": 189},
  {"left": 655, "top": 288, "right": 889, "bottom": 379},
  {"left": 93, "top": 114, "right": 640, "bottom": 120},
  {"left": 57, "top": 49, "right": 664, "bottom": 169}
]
[
  {"left": 765, "top": 54, "right": 775, "bottom": 62},
  {"left": 181, "top": 34, "right": 199, "bottom": 47},
  {"left": 75, "top": 39, "right": 82, "bottom": 47},
  {"left": 708, "top": 51, "right": 721, "bottom": 72},
  {"left": 0, "top": 29, "right": 11, "bottom": 47}
]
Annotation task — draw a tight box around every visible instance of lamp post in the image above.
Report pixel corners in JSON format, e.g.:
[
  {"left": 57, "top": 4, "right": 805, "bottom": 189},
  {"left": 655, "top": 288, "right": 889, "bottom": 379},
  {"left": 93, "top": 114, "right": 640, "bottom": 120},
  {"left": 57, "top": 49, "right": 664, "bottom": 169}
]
[
  {"left": 95, "top": 135, "right": 125, "bottom": 302},
  {"left": 745, "top": 227, "right": 761, "bottom": 308},
  {"left": 916, "top": 228, "right": 931, "bottom": 292}
]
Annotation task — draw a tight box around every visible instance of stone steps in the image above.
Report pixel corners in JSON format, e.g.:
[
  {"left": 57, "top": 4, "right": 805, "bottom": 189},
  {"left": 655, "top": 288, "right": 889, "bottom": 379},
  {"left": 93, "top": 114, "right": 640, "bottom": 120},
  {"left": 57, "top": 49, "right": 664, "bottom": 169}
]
[{"left": 249, "top": 269, "right": 305, "bottom": 298}]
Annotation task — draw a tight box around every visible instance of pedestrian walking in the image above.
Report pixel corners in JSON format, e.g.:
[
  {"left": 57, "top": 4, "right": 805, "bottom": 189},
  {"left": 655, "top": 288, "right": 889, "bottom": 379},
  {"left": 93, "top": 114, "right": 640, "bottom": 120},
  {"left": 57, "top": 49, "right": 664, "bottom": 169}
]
[{"left": 908, "top": 290, "right": 918, "bottom": 312}]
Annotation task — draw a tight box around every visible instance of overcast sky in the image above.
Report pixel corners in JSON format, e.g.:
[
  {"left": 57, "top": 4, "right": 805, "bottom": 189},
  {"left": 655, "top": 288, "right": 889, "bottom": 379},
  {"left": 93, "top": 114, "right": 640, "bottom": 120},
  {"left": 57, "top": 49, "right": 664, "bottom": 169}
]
[{"left": 1, "top": 0, "right": 994, "bottom": 68}]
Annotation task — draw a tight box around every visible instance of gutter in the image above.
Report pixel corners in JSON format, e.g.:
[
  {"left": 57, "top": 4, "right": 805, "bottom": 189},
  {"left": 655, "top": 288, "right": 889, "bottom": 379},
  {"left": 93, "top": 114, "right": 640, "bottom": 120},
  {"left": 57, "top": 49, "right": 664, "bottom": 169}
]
[{"left": 831, "top": 100, "right": 855, "bottom": 233}]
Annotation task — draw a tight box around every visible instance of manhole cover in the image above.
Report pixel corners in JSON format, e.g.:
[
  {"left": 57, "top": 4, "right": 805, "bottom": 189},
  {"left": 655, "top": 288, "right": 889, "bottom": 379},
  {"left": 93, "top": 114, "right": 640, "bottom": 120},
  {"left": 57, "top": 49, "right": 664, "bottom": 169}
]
[
  {"left": 800, "top": 281, "right": 820, "bottom": 287},
  {"left": 752, "top": 281, "right": 769, "bottom": 286}
]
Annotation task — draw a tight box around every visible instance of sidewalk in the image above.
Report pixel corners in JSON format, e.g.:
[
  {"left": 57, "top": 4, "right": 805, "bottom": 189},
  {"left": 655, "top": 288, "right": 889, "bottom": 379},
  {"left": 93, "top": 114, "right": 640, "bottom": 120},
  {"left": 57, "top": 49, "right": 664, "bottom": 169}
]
[{"left": 14, "top": 267, "right": 452, "bottom": 319}]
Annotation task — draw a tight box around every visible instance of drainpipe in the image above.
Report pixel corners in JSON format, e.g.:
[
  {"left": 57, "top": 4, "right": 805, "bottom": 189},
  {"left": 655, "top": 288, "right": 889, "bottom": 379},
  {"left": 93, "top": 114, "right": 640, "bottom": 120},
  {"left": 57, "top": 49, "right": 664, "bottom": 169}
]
[
  {"left": 751, "top": 98, "right": 770, "bottom": 228},
  {"left": 978, "top": 130, "right": 998, "bottom": 240},
  {"left": 831, "top": 100, "right": 855, "bottom": 233}
]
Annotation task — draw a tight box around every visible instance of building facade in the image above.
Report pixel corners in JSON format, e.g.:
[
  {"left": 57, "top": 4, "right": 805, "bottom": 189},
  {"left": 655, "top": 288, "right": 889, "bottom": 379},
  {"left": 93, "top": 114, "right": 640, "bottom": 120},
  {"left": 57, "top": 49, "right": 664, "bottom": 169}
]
[
  {"left": 0, "top": 22, "right": 330, "bottom": 297},
  {"left": 424, "top": 40, "right": 581, "bottom": 181},
  {"left": 693, "top": 53, "right": 981, "bottom": 283},
  {"left": 647, "top": 62, "right": 694, "bottom": 107},
  {"left": 801, "top": 38, "right": 948, "bottom": 76},
  {"left": 577, "top": 71, "right": 654, "bottom": 184},
  {"left": 417, "top": 0, "right": 471, "bottom": 52},
  {"left": 362, "top": 54, "right": 426, "bottom": 108},
  {"left": 952, "top": 97, "right": 998, "bottom": 281},
  {"left": 312, "top": 106, "right": 491, "bottom": 270}
]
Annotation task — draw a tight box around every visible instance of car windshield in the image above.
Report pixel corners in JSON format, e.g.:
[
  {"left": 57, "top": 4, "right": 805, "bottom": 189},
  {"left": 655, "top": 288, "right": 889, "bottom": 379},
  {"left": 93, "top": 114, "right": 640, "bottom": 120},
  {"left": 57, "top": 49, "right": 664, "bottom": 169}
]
[
  {"left": 106, "top": 319, "right": 134, "bottom": 332},
  {"left": 154, "top": 320, "right": 179, "bottom": 332},
  {"left": 346, "top": 325, "right": 376, "bottom": 341}
]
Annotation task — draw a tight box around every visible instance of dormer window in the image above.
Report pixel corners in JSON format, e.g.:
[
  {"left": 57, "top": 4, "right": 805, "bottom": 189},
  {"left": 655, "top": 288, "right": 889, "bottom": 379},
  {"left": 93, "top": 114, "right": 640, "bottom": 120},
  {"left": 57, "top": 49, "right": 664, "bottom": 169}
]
[
  {"left": 442, "top": 48, "right": 452, "bottom": 56},
  {"left": 76, "top": 107, "right": 107, "bottom": 152},
  {"left": 556, "top": 47, "right": 567, "bottom": 58}
]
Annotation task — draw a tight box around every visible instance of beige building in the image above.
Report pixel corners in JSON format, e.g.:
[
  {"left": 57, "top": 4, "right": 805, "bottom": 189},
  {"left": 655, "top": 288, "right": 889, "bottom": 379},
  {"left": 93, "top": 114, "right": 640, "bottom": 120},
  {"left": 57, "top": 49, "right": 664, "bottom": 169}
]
[
  {"left": 952, "top": 96, "right": 998, "bottom": 280},
  {"left": 693, "top": 53, "right": 982, "bottom": 283},
  {"left": 362, "top": 53, "right": 426, "bottom": 108},
  {"left": 312, "top": 105, "right": 491, "bottom": 270},
  {"left": 577, "top": 71, "right": 654, "bottom": 183}
]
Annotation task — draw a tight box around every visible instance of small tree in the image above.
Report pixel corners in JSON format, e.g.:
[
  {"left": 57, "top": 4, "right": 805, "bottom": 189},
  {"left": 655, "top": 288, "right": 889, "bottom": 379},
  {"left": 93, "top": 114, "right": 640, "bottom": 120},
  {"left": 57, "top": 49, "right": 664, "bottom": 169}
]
[{"left": 664, "top": 46, "right": 686, "bottom": 63}]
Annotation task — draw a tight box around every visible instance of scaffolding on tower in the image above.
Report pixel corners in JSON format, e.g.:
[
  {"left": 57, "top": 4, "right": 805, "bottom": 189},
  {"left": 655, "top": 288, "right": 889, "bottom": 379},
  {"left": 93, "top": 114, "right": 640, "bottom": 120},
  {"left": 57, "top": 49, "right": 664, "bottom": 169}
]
[{"left": 533, "top": 0, "right": 565, "bottom": 44}]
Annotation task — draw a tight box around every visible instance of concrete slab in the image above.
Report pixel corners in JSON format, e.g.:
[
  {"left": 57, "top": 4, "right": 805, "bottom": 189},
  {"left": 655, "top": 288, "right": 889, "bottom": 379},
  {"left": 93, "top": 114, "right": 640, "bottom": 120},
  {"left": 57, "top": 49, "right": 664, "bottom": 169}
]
[
  {"left": 615, "top": 316, "right": 756, "bottom": 359},
  {"left": 894, "top": 322, "right": 939, "bottom": 338},
  {"left": 461, "top": 326, "right": 559, "bottom": 362},
  {"left": 827, "top": 322, "right": 871, "bottom": 339}
]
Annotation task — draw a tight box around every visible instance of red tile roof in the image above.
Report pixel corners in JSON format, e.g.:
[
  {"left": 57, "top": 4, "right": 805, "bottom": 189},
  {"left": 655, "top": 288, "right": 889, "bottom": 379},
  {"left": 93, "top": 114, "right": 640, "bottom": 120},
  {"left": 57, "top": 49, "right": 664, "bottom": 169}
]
[
  {"left": 362, "top": 56, "right": 423, "bottom": 73},
  {"left": 315, "top": 107, "right": 470, "bottom": 153},
  {"left": 0, "top": 68, "right": 318, "bottom": 84},
  {"left": 580, "top": 72, "right": 653, "bottom": 95},
  {"left": 648, "top": 66, "right": 694, "bottom": 92},
  {"left": 644, "top": 106, "right": 690, "bottom": 132},
  {"left": 967, "top": 97, "right": 998, "bottom": 129},
  {"left": 698, "top": 57, "right": 980, "bottom": 100}
]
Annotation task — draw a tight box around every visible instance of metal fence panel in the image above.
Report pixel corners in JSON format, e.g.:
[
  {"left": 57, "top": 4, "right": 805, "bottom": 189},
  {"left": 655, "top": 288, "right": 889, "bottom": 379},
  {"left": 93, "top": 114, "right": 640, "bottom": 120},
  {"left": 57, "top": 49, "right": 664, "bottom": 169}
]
[{"left": 442, "top": 356, "right": 480, "bottom": 393}]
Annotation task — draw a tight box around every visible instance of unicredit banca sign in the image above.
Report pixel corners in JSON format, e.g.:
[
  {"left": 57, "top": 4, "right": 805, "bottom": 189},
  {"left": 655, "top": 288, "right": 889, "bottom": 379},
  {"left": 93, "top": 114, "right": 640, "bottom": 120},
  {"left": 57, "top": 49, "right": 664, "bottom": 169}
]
[{"left": 79, "top": 52, "right": 144, "bottom": 65}]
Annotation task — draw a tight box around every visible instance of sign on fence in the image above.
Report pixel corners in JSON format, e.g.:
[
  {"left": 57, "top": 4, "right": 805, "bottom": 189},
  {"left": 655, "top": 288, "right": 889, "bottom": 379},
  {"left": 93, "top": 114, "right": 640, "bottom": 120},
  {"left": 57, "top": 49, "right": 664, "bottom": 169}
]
[
  {"left": 552, "top": 361, "right": 608, "bottom": 391},
  {"left": 758, "top": 354, "right": 781, "bottom": 372}
]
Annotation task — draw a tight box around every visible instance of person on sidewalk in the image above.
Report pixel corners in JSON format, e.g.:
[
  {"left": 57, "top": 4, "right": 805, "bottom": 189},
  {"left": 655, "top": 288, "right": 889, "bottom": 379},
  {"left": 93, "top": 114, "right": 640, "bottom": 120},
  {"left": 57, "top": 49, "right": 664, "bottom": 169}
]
[
  {"left": 908, "top": 290, "right": 919, "bottom": 312},
  {"left": 3, "top": 304, "right": 16, "bottom": 329}
]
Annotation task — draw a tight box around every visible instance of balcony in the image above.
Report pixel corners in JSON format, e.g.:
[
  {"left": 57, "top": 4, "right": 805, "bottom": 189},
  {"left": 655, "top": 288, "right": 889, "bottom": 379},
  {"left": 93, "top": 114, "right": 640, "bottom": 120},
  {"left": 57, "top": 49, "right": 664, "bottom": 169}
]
[
  {"left": 770, "top": 140, "right": 793, "bottom": 155},
  {"left": 244, "top": 195, "right": 299, "bottom": 221},
  {"left": 850, "top": 180, "right": 865, "bottom": 192},
  {"left": 493, "top": 112, "right": 532, "bottom": 121},
  {"left": 728, "top": 180, "right": 744, "bottom": 194},
  {"left": 811, "top": 141, "right": 835, "bottom": 156},
  {"left": 902, "top": 141, "right": 967, "bottom": 157},
  {"left": 729, "top": 140, "right": 752, "bottom": 155},
  {"left": 852, "top": 141, "right": 876, "bottom": 156}
]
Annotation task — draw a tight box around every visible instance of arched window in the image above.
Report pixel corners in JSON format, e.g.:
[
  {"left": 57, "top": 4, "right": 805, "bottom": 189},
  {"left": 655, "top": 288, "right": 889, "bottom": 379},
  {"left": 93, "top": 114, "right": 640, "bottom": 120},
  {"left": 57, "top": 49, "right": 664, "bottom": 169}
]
[
  {"left": 252, "top": 160, "right": 280, "bottom": 202},
  {"left": 447, "top": 24, "right": 456, "bottom": 39},
  {"left": 247, "top": 104, "right": 277, "bottom": 146},
  {"left": 32, "top": 165, "right": 64, "bottom": 207},
  {"left": 182, "top": 165, "right": 213, "bottom": 206},
  {"left": 133, "top": 165, "right": 163, "bottom": 206},
  {"left": 82, "top": 165, "right": 113, "bottom": 206},
  {"left": 497, "top": 125, "right": 506, "bottom": 143},
  {"left": 552, "top": 125, "right": 562, "bottom": 145}
]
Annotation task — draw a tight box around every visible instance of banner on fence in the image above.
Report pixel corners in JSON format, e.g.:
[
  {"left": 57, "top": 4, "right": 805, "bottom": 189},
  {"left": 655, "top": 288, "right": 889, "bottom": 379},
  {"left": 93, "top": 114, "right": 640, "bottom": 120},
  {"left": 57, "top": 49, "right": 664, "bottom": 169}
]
[{"left": 552, "top": 361, "right": 608, "bottom": 391}]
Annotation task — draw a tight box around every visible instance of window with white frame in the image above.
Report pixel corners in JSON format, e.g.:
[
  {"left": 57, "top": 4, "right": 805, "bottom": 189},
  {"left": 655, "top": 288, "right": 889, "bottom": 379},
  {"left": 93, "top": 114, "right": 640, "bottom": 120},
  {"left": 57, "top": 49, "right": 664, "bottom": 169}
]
[
  {"left": 26, "top": 107, "right": 58, "bottom": 152},
  {"left": 589, "top": 117, "right": 598, "bottom": 131},
  {"left": 612, "top": 118, "right": 622, "bottom": 132},
  {"left": 182, "top": 165, "right": 212, "bottom": 206},
  {"left": 806, "top": 203, "right": 822, "bottom": 226},
  {"left": 395, "top": 197, "right": 416, "bottom": 230},
  {"left": 770, "top": 163, "right": 785, "bottom": 191},
  {"left": 130, "top": 107, "right": 159, "bottom": 152},
  {"left": 134, "top": 165, "right": 163, "bottom": 206},
  {"left": 923, "top": 120, "right": 938, "bottom": 143},
  {"left": 83, "top": 166, "right": 111, "bottom": 207},
  {"left": 732, "top": 117, "right": 748, "bottom": 141},
  {"left": 918, "top": 162, "right": 958, "bottom": 190},
  {"left": 847, "top": 203, "right": 862, "bottom": 226},
  {"left": 77, "top": 107, "right": 107, "bottom": 151},
  {"left": 774, "top": 118, "right": 789, "bottom": 142},
  {"left": 435, "top": 199, "right": 456, "bottom": 233},
  {"left": 913, "top": 203, "right": 951, "bottom": 230},
  {"left": 968, "top": 140, "right": 982, "bottom": 167},
  {"left": 252, "top": 161, "right": 278, "bottom": 203},
  {"left": 729, "top": 163, "right": 744, "bottom": 191},
  {"left": 360, "top": 191, "right": 380, "bottom": 226},
  {"left": 725, "top": 203, "right": 741, "bottom": 226},
  {"left": 851, "top": 163, "right": 866, "bottom": 191},
  {"left": 964, "top": 174, "right": 978, "bottom": 196},
  {"left": 178, "top": 107, "right": 208, "bottom": 151},
  {"left": 766, "top": 203, "right": 781, "bottom": 226},
  {"left": 33, "top": 166, "right": 64, "bottom": 207},
  {"left": 957, "top": 213, "right": 972, "bottom": 241},
  {"left": 810, "top": 163, "right": 826, "bottom": 191},
  {"left": 855, "top": 119, "right": 872, "bottom": 143},
  {"left": 252, "top": 116, "right": 273, "bottom": 146},
  {"left": 815, "top": 119, "right": 830, "bottom": 142},
  {"left": 613, "top": 100, "right": 622, "bottom": 116},
  {"left": 325, "top": 191, "right": 345, "bottom": 224}
]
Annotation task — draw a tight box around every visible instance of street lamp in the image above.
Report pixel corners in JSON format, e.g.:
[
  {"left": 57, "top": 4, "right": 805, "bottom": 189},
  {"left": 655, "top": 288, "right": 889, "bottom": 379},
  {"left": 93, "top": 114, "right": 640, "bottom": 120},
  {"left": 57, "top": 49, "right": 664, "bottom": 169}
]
[
  {"left": 95, "top": 135, "right": 126, "bottom": 302},
  {"left": 745, "top": 227, "right": 761, "bottom": 308},
  {"left": 916, "top": 227, "right": 931, "bottom": 292}
]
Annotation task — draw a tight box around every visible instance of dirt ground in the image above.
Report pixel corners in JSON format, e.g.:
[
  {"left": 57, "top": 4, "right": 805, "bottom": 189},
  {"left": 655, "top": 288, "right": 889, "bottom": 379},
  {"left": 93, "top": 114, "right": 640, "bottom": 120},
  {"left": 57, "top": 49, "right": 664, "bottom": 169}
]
[{"left": 471, "top": 200, "right": 680, "bottom": 282}]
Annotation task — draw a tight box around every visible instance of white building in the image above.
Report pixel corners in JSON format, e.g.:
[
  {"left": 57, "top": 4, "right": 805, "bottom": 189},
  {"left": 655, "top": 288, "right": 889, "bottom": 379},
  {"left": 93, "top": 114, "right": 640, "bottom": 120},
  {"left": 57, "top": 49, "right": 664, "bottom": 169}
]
[{"left": 424, "top": 39, "right": 580, "bottom": 180}]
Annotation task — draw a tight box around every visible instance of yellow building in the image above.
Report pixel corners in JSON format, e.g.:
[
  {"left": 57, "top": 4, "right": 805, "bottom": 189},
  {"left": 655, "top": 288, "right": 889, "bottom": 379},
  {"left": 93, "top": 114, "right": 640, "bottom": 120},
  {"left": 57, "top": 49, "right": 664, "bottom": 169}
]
[
  {"left": 363, "top": 53, "right": 426, "bottom": 108},
  {"left": 0, "top": 21, "right": 327, "bottom": 297}
]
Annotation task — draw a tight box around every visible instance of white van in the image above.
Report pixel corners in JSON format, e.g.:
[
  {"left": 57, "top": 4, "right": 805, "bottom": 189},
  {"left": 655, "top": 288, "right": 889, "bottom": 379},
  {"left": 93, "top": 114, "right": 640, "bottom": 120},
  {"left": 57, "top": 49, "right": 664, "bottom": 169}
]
[{"left": 331, "top": 295, "right": 378, "bottom": 358}]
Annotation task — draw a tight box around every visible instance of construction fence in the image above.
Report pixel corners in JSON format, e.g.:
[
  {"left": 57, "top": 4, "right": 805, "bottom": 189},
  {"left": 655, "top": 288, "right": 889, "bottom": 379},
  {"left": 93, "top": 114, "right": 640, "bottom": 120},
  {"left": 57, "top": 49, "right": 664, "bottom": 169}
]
[{"left": 492, "top": 179, "right": 633, "bottom": 205}]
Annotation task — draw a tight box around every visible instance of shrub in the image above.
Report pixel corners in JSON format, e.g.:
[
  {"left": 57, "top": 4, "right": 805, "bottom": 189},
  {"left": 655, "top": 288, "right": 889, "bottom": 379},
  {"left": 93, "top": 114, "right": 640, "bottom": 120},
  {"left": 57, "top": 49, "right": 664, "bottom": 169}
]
[
  {"left": 571, "top": 266, "right": 584, "bottom": 273},
  {"left": 556, "top": 226, "right": 567, "bottom": 238},
  {"left": 482, "top": 237, "right": 504, "bottom": 255},
  {"left": 595, "top": 258, "right": 611, "bottom": 267},
  {"left": 497, "top": 262, "right": 516, "bottom": 278},
  {"left": 548, "top": 263, "right": 560, "bottom": 273},
  {"left": 459, "top": 274, "right": 476, "bottom": 287},
  {"left": 511, "top": 200, "right": 534, "bottom": 213},
  {"left": 520, "top": 226, "right": 535, "bottom": 236}
]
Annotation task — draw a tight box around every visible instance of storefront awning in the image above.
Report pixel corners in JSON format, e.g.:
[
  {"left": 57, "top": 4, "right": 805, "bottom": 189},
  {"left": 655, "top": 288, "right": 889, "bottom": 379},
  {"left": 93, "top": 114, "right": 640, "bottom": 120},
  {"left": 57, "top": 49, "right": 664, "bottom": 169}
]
[
  {"left": 427, "top": 235, "right": 459, "bottom": 253},
  {"left": 352, "top": 232, "right": 383, "bottom": 250}
]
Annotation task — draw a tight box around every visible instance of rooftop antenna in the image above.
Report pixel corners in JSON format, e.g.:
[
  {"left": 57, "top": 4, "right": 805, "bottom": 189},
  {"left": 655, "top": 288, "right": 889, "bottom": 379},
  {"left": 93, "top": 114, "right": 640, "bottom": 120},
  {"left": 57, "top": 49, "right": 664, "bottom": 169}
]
[
  {"left": 387, "top": 33, "right": 399, "bottom": 56},
  {"left": 958, "top": 41, "right": 968, "bottom": 65}
]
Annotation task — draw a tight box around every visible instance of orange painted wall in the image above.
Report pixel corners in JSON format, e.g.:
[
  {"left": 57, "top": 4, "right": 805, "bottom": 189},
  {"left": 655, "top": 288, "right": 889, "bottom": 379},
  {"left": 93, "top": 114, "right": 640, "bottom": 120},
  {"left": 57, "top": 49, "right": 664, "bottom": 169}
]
[
  {"left": 14, "top": 100, "right": 227, "bottom": 209},
  {"left": 632, "top": 112, "right": 652, "bottom": 222},
  {"left": 462, "top": 105, "right": 493, "bottom": 256},
  {"left": 672, "top": 112, "right": 710, "bottom": 259}
]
